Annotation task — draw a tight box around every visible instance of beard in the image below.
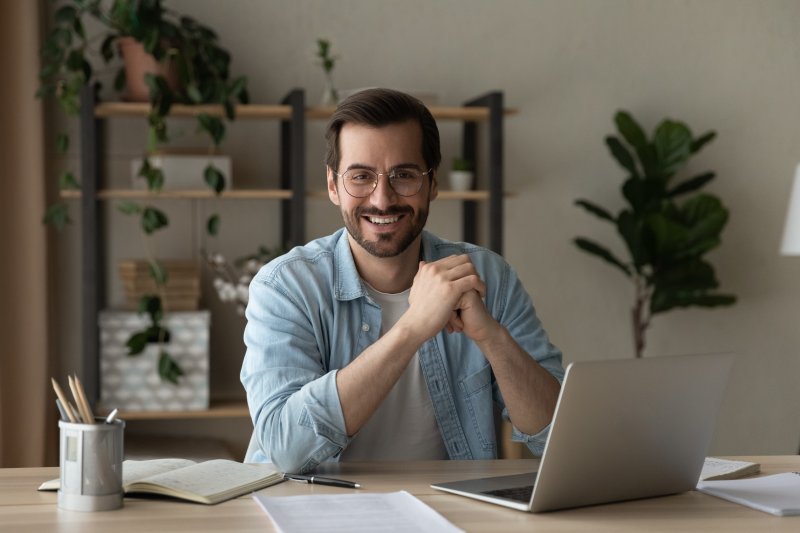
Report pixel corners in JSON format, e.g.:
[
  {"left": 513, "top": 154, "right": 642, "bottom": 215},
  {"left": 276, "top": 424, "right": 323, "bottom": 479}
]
[{"left": 342, "top": 202, "right": 429, "bottom": 258}]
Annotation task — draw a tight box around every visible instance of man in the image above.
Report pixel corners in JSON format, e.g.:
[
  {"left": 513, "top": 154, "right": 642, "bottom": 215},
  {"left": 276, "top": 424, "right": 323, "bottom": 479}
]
[{"left": 241, "top": 88, "right": 563, "bottom": 473}]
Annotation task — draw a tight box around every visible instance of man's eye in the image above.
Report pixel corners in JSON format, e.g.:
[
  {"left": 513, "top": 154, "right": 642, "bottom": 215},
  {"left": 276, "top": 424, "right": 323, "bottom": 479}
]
[
  {"left": 392, "top": 171, "right": 415, "bottom": 181},
  {"left": 350, "top": 173, "right": 372, "bottom": 182}
]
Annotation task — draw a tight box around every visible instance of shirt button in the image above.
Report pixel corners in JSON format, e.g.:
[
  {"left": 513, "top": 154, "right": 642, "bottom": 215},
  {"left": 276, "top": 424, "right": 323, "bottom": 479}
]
[{"left": 362, "top": 323, "right": 370, "bottom": 332}]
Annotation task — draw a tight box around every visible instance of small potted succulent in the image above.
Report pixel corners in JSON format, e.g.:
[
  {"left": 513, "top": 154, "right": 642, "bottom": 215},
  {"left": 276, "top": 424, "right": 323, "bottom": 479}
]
[{"left": 449, "top": 157, "right": 474, "bottom": 191}]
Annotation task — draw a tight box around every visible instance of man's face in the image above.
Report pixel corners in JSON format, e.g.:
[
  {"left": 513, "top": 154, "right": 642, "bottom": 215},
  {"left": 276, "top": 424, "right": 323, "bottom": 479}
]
[{"left": 327, "top": 120, "right": 437, "bottom": 258}]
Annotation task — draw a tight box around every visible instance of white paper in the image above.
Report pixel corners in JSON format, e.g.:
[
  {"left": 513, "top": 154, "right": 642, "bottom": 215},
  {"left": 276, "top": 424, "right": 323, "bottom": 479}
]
[
  {"left": 253, "top": 490, "right": 464, "bottom": 533},
  {"left": 697, "top": 472, "right": 800, "bottom": 516}
]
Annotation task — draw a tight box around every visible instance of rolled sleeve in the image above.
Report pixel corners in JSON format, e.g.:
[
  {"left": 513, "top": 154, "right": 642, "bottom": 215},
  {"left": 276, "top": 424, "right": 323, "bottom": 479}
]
[{"left": 241, "top": 274, "right": 350, "bottom": 473}]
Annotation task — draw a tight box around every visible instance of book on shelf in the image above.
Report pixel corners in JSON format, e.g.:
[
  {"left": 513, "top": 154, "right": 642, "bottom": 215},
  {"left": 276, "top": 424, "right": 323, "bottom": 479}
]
[{"left": 39, "top": 458, "right": 283, "bottom": 505}]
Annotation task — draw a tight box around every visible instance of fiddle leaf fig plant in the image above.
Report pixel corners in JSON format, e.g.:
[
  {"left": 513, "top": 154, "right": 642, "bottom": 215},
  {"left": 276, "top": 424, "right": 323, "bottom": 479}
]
[{"left": 574, "top": 111, "right": 736, "bottom": 358}]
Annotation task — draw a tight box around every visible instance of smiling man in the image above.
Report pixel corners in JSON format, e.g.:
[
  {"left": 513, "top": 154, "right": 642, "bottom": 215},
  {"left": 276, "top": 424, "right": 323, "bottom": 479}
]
[{"left": 241, "top": 88, "right": 564, "bottom": 473}]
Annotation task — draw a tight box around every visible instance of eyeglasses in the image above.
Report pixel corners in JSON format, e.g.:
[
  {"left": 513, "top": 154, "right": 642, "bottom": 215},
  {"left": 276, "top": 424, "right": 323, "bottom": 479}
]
[{"left": 334, "top": 167, "right": 433, "bottom": 198}]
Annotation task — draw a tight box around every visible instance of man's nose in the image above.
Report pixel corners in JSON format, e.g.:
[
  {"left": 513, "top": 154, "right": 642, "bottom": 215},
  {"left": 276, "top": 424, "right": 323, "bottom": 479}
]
[{"left": 369, "top": 175, "right": 398, "bottom": 209}]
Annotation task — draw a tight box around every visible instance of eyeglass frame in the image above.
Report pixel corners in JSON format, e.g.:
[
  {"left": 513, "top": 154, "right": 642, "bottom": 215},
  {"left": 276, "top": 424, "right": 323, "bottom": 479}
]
[{"left": 332, "top": 166, "right": 434, "bottom": 198}]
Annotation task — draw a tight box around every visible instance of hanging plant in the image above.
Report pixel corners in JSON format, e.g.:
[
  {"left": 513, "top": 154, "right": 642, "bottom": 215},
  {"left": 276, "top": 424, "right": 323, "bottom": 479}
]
[{"left": 38, "top": 0, "right": 249, "bottom": 383}]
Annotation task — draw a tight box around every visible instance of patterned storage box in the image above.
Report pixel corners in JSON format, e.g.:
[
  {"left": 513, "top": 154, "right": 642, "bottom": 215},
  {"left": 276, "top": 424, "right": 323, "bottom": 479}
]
[{"left": 99, "top": 310, "right": 210, "bottom": 411}]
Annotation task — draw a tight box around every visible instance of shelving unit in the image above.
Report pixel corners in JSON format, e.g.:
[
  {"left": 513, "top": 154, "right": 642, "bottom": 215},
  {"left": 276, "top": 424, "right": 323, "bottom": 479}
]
[{"left": 74, "top": 86, "right": 512, "bottom": 419}]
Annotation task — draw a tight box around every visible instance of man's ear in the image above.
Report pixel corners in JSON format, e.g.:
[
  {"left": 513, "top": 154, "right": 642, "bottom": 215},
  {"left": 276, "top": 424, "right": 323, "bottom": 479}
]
[
  {"left": 429, "top": 171, "right": 438, "bottom": 201},
  {"left": 327, "top": 167, "right": 341, "bottom": 206}
]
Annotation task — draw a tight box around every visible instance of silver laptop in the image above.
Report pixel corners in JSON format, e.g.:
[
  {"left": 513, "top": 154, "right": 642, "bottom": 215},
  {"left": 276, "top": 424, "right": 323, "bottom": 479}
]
[{"left": 431, "top": 353, "right": 733, "bottom": 512}]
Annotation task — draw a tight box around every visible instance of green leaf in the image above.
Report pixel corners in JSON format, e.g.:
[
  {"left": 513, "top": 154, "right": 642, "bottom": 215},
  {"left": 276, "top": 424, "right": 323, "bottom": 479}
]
[
  {"left": 42, "top": 203, "right": 71, "bottom": 231},
  {"left": 690, "top": 131, "right": 716, "bottom": 154},
  {"left": 621, "top": 176, "right": 666, "bottom": 214},
  {"left": 58, "top": 171, "right": 80, "bottom": 190},
  {"left": 653, "top": 120, "right": 692, "bottom": 180},
  {"left": 197, "top": 114, "right": 225, "bottom": 145},
  {"left": 574, "top": 199, "right": 615, "bottom": 223},
  {"left": 616, "top": 209, "right": 648, "bottom": 269},
  {"left": 113, "top": 68, "right": 126, "bottom": 92},
  {"left": 573, "top": 237, "right": 631, "bottom": 277},
  {"left": 126, "top": 332, "right": 149, "bottom": 355},
  {"left": 66, "top": 49, "right": 84, "bottom": 72},
  {"left": 605, "top": 136, "right": 638, "bottom": 177},
  {"left": 614, "top": 111, "right": 648, "bottom": 151},
  {"left": 203, "top": 164, "right": 225, "bottom": 194},
  {"left": 56, "top": 133, "right": 69, "bottom": 154},
  {"left": 141, "top": 207, "right": 169, "bottom": 234},
  {"left": 117, "top": 201, "right": 142, "bottom": 215},
  {"left": 100, "top": 35, "right": 116, "bottom": 63},
  {"left": 158, "top": 351, "right": 184, "bottom": 384},
  {"left": 186, "top": 83, "right": 203, "bottom": 103},
  {"left": 138, "top": 158, "right": 165, "bottom": 191},
  {"left": 148, "top": 259, "right": 168, "bottom": 285},
  {"left": 54, "top": 5, "right": 77, "bottom": 24},
  {"left": 667, "top": 172, "right": 715, "bottom": 197},
  {"left": 207, "top": 214, "right": 221, "bottom": 236},
  {"left": 138, "top": 294, "right": 163, "bottom": 323}
]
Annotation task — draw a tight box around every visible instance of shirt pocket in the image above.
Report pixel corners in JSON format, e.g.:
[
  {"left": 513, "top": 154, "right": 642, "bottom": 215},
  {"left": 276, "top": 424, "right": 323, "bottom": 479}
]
[{"left": 459, "top": 363, "right": 496, "bottom": 452}]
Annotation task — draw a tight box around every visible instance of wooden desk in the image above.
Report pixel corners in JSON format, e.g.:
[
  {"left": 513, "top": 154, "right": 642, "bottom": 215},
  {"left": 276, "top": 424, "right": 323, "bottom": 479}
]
[{"left": 1, "top": 456, "right": 797, "bottom": 532}]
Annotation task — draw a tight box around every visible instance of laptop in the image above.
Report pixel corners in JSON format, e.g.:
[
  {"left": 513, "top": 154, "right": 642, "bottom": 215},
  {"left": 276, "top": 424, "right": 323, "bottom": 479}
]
[{"left": 431, "top": 353, "right": 733, "bottom": 512}]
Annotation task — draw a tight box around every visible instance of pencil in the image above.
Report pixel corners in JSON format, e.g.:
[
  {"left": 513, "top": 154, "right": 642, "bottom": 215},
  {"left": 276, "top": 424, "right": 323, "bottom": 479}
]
[
  {"left": 51, "top": 378, "right": 78, "bottom": 423},
  {"left": 73, "top": 375, "right": 95, "bottom": 423},
  {"left": 68, "top": 375, "right": 92, "bottom": 424}
]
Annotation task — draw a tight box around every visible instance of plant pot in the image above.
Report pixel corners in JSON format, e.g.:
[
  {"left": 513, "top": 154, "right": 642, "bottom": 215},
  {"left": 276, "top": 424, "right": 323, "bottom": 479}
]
[
  {"left": 117, "top": 37, "right": 181, "bottom": 102},
  {"left": 449, "top": 170, "right": 474, "bottom": 192}
]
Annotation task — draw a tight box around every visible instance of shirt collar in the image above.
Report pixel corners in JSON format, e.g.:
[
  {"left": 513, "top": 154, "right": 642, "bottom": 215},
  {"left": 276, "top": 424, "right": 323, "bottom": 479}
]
[{"left": 332, "top": 229, "right": 436, "bottom": 301}]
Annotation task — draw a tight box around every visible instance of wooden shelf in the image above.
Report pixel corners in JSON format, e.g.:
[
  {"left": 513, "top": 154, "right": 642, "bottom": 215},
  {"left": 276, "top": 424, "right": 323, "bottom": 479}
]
[
  {"left": 96, "top": 399, "right": 250, "bottom": 421},
  {"left": 94, "top": 102, "right": 517, "bottom": 122},
  {"left": 62, "top": 189, "right": 511, "bottom": 201},
  {"left": 61, "top": 189, "right": 292, "bottom": 200}
]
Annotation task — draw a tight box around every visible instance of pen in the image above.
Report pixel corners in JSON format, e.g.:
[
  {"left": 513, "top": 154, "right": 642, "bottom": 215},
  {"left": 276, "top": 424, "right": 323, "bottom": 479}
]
[
  {"left": 104, "top": 408, "right": 119, "bottom": 424},
  {"left": 283, "top": 473, "right": 361, "bottom": 489}
]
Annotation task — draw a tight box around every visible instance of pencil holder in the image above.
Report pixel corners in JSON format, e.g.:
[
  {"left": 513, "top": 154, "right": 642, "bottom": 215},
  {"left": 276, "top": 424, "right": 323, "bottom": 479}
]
[{"left": 58, "top": 418, "right": 125, "bottom": 511}]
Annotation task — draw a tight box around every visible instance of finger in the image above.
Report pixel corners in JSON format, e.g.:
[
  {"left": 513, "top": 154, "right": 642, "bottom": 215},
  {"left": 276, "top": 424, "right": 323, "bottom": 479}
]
[{"left": 448, "top": 310, "right": 464, "bottom": 332}]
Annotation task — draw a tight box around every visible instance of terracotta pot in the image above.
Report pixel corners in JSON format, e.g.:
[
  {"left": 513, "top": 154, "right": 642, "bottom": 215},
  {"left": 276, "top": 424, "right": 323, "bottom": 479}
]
[{"left": 117, "top": 37, "right": 181, "bottom": 102}]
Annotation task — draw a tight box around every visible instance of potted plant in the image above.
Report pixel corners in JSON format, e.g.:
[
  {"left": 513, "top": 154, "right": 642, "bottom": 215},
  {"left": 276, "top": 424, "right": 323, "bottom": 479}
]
[
  {"left": 38, "top": 0, "right": 249, "bottom": 384},
  {"left": 573, "top": 110, "right": 736, "bottom": 358},
  {"left": 449, "top": 157, "right": 474, "bottom": 191},
  {"left": 316, "top": 38, "right": 338, "bottom": 106}
]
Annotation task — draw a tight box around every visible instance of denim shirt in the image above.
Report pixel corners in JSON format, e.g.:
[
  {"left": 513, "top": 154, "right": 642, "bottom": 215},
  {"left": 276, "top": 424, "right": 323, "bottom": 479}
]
[{"left": 241, "top": 229, "right": 565, "bottom": 473}]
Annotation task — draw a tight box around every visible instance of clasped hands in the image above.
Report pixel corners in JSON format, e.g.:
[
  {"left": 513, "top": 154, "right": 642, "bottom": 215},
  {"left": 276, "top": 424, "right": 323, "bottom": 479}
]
[{"left": 405, "top": 254, "right": 499, "bottom": 343}]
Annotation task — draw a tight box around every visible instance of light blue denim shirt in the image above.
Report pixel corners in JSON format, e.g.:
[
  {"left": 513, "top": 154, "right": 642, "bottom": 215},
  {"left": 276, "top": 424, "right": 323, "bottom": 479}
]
[{"left": 241, "top": 228, "right": 564, "bottom": 473}]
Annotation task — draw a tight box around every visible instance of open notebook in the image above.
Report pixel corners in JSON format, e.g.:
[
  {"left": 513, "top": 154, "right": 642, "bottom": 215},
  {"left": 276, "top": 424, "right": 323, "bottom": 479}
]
[{"left": 39, "top": 458, "right": 283, "bottom": 504}]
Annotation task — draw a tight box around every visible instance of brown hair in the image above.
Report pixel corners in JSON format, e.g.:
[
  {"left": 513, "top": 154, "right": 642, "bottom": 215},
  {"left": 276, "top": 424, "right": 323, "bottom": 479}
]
[{"left": 324, "top": 88, "right": 441, "bottom": 174}]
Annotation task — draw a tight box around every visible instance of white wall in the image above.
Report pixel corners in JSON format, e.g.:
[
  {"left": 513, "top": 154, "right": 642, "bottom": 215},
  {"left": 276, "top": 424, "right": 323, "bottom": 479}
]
[{"left": 54, "top": 0, "right": 800, "bottom": 454}]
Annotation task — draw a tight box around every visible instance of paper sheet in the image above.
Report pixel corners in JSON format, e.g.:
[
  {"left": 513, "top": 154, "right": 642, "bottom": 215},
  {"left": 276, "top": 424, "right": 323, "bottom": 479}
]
[{"left": 253, "top": 490, "right": 464, "bottom": 532}]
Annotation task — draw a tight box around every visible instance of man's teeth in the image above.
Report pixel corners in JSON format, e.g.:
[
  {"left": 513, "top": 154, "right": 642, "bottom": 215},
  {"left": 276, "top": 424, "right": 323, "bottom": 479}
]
[{"left": 368, "top": 216, "right": 400, "bottom": 225}]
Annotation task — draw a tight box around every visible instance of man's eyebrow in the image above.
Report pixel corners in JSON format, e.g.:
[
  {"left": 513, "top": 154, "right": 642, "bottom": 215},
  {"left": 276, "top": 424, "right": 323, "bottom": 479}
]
[{"left": 343, "top": 162, "right": 423, "bottom": 172}]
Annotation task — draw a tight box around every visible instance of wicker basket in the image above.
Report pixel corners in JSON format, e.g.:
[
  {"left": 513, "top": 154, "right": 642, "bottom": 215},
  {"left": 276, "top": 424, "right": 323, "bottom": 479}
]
[{"left": 118, "top": 260, "right": 200, "bottom": 311}]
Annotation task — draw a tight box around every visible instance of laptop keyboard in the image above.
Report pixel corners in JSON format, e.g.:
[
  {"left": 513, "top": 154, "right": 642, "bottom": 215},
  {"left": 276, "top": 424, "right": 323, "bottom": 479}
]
[{"left": 481, "top": 485, "right": 534, "bottom": 502}]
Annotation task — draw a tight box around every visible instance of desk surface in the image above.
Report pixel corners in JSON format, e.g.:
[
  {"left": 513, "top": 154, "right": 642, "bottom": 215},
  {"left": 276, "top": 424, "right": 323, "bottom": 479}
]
[{"left": 1, "top": 456, "right": 798, "bottom": 532}]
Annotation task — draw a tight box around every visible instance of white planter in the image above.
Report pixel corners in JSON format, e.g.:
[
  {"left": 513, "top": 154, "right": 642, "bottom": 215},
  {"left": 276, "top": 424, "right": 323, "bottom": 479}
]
[
  {"left": 448, "top": 170, "right": 474, "bottom": 192},
  {"left": 99, "top": 310, "right": 210, "bottom": 411},
  {"left": 130, "top": 154, "right": 232, "bottom": 190}
]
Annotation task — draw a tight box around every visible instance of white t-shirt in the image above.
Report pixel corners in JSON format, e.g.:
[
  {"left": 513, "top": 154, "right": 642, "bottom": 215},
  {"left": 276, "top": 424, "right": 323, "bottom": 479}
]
[{"left": 340, "top": 284, "right": 448, "bottom": 461}]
